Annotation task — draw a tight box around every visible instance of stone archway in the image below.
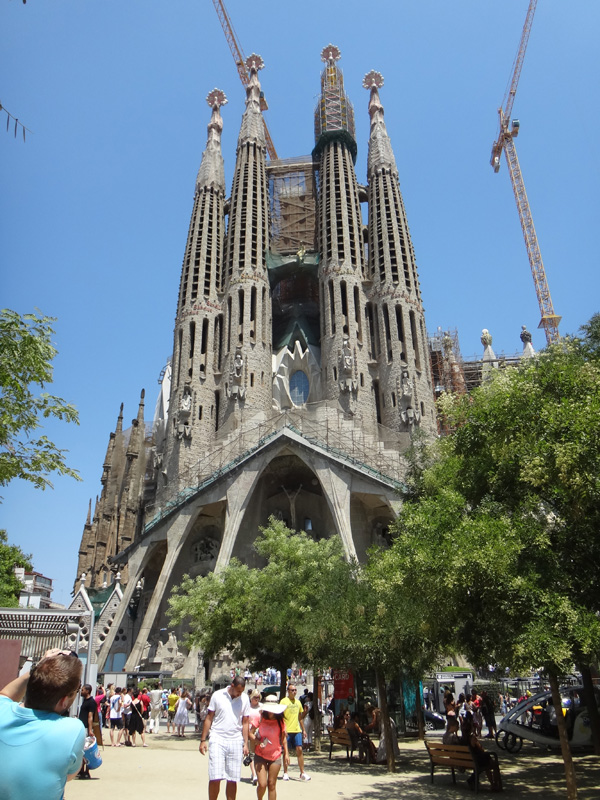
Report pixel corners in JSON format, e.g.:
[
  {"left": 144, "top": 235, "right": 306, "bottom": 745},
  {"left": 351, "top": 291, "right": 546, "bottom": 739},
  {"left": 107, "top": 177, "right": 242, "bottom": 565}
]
[{"left": 230, "top": 451, "right": 337, "bottom": 566}]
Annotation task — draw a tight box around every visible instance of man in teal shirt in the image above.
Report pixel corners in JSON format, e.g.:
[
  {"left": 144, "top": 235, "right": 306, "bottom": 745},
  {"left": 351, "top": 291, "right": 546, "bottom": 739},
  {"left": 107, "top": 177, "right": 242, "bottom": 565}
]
[{"left": 0, "top": 648, "right": 85, "bottom": 800}]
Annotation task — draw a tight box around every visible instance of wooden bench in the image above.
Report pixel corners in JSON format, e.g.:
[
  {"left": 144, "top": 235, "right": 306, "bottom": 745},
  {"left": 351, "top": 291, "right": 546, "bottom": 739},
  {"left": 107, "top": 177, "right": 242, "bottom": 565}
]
[
  {"left": 327, "top": 727, "right": 356, "bottom": 761},
  {"left": 425, "top": 741, "right": 498, "bottom": 793}
]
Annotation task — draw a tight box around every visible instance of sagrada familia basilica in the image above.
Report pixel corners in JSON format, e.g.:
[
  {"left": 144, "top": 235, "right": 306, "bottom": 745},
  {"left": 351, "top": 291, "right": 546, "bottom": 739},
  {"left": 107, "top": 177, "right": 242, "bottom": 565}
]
[{"left": 69, "top": 47, "right": 529, "bottom": 681}]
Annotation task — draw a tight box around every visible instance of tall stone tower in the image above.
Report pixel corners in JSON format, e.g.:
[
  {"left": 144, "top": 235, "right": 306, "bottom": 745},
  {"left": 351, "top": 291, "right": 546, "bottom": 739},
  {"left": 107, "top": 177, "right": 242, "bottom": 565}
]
[
  {"left": 75, "top": 47, "right": 437, "bottom": 680},
  {"left": 314, "top": 45, "right": 375, "bottom": 420},
  {"left": 220, "top": 55, "right": 272, "bottom": 430},
  {"left": 363, "top": 70, "right": 434, "bottom": 431},
  {"left": 161, "top": 88, "right": 228, "bottom": 495}
]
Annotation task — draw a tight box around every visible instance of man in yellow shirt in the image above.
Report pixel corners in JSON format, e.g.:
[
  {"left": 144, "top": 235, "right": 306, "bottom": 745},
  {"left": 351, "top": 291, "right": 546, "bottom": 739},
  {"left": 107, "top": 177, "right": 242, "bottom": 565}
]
[
  {"left": 281, "top": 684, "right": 310, "bottom": 781},
  {"left": 167, "top": 689, "right": 179, "bottom": 734}
]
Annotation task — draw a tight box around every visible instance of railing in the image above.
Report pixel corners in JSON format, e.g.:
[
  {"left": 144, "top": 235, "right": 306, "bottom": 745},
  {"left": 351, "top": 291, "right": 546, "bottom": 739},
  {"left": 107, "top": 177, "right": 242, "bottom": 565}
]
[{"left": 144, "top": 407, "right": 407, "bottom": 533}]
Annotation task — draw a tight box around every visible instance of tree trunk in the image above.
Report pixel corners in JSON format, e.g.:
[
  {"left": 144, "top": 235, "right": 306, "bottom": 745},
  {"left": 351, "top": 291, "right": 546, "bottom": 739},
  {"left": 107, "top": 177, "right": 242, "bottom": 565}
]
[
  {"left": 548, "top": 669, "right": 578, "bottom": 800},
  {"left": 313, "top": 672, "right": 322, "bottom": 754},
  {"left": 376, "top": 668, "right": 396, "bottom": 772},
  {"left": 579, "top": 663, "right": 600, "bottom": 756},
  {"left": 416, "top": 683, "right": 425, "bottom": 740},
  {"left": 279, "top": 664, "right": 287, "bottom": 700}
]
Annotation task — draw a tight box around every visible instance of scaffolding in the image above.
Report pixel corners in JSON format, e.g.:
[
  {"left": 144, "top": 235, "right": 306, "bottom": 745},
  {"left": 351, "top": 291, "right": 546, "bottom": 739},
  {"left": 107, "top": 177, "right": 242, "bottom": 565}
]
[{"left": 268, "top": 156, "right": 318, "bottom": 254}]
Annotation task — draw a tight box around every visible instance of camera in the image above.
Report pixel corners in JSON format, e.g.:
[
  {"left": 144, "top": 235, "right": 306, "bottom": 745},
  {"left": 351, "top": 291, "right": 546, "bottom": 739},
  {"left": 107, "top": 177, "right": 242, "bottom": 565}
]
[{"left": 243, "top": 755, "right": 253, "bottom": 766}]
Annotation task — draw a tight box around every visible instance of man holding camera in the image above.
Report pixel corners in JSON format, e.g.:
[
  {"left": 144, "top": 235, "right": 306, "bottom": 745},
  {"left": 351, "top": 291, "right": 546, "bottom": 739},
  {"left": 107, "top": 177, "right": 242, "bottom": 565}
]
[
  {"left": 0, "top": 648, "right": 85, "bottom": 800},
  {"left": 199, "top": 676, "right": 250, "bottom": 800}
]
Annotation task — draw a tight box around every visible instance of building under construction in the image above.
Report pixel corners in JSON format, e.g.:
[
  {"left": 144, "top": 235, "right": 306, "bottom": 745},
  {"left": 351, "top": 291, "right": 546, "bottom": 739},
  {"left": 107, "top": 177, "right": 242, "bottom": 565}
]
[{"left": 71, "top": 47, "right": 531, "bottom": 679}]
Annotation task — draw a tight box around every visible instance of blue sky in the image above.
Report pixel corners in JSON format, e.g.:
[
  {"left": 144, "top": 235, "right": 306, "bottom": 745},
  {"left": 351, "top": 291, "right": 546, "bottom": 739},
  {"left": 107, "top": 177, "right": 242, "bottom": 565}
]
[{"left": 2, "top": 0, "right": 598, "bottom": 605}]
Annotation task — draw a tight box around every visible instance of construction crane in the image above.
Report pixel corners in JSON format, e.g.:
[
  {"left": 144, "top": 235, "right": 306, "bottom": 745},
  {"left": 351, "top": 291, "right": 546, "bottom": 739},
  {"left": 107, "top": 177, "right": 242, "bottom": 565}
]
[
  {"left": 490, "top": 0, "right": 560, "bottom": 345},
  {"left": 212, "top": 0, "right": 278, "bottom": 160}
]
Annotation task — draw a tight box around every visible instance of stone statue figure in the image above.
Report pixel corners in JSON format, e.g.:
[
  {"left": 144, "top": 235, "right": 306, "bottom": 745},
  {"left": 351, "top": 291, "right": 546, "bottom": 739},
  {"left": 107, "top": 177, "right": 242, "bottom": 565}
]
[
  {"left": 176, "top": 387, "right": 192, "bottom": 439},
  {"left": 227, "top": 347, "right": 246, "bottom": 400},
  {"left": 481, "top": 328, "right": 493, "bottom": 347},
  {"left": 400, "top": 365, "right": 420, "bottom": 428},
  {"left": 338, "top": 338, "right": 357, "bottom": 394},
  {"left": 520, "top": 325, "right": 532, "bottom": 344}
]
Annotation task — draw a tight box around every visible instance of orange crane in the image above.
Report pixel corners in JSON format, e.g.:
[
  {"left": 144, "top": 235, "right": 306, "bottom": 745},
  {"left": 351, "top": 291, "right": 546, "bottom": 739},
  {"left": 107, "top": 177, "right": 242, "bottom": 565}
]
[
  {"left": 212, "top": 0, "right": 278, "bottom": 160},
  {"left": 490, "top": 0, "right": 560, "bottom": 344}
]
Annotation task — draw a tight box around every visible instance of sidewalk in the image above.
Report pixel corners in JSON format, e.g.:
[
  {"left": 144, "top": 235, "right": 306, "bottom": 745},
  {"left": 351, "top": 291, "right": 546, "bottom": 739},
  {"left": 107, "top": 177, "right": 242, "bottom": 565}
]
[{"left": 66, "top": 729, "right": 600, "bottom": 800}]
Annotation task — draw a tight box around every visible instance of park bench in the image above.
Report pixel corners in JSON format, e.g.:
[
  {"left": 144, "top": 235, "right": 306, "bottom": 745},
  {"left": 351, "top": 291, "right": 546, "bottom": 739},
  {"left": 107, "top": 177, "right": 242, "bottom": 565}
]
[
  {"left": 327, "top": 727, "right": 356, "bottom": 761},
  {"left": 425, "top": 740, "right": 500, "bottom": 793}
]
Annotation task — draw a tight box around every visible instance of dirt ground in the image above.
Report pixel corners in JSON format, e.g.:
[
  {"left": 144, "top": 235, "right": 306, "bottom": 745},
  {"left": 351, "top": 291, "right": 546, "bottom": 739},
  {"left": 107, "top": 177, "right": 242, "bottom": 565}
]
[{"left": 66, "top": 727, "right": 600, "bottom": 800}]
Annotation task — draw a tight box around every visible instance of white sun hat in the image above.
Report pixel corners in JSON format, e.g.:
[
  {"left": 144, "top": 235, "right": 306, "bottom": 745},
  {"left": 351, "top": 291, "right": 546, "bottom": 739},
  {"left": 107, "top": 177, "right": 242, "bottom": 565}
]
[{"left": 259, "top": 694, "right": 287, "bottom": 714}]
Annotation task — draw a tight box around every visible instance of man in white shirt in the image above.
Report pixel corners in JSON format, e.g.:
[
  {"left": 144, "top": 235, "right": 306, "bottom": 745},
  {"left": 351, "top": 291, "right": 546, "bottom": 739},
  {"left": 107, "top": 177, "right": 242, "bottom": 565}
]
[
  {"left": 199, "top": 677, "right": 249, "bottom": 800},
  {"left": 147, "top": 683, "right": 163, "bottom": 733}
]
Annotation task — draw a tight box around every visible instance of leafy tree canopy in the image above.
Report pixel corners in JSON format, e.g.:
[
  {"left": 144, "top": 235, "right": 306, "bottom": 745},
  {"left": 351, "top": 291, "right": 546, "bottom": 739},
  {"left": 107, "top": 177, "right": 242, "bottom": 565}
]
[
  {"left": 0, "top": 309, "right": 80, "bottom": 492},
  {"left": 0, "top": 529, "right": 32, "bottom": 607},
  {"left": 168, "top": 518, "right": 357, "bottom": 679},
  {"left": 392, "top": 330, "right": 600, "bottom": 677}
]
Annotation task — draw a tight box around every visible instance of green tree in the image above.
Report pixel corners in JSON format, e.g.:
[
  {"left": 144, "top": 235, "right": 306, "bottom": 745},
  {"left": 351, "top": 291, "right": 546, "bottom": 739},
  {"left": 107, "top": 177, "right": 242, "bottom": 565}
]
[
  {"left": 0, "top": 309, "right": 80, "bottom": 491},
  {"left": 389, "top": 328, "right": 600, "bottom": 798},
  {"left": 168, "top": 518, "right": 354, "bottom": 694},
  {"left": 0, "top": 529, "right": 32, "bottom": 607}
]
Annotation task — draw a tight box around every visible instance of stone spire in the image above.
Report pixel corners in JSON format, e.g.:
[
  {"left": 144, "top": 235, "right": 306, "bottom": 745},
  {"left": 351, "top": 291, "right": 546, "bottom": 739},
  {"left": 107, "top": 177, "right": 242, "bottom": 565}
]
[
  {"left": 363, "top": 72, "right": 435, "bottom": 434},
  {"left": 314, "top": 46, "right": 372, "bottom": 418},
  {"left": 220, "top": 56, "right": 272, "bottom": 429},
  {"left": 196, "top": 89, "right": 227, "bottom": 191},
  {"left": 237, "top": 55, "right": 266, "bottom": 148},
  {"left": 364, "top": 71, "right": 396, "bottom": 174},
  {"left": 160, "top": 92, "right": 229, "bottom": 498}
]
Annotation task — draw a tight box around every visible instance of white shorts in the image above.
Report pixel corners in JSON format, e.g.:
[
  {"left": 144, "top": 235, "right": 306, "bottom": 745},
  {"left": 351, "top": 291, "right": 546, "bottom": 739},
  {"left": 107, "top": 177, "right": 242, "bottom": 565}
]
[{"left": 208, "top": 736, "right": 244, "bottom": 782}]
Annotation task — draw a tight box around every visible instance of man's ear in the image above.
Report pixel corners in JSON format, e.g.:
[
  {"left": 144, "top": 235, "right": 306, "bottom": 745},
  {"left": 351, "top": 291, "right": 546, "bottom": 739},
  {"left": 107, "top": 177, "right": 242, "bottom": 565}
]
[{"left": 54, "top": 695, "right": 73, "bottom": 714}]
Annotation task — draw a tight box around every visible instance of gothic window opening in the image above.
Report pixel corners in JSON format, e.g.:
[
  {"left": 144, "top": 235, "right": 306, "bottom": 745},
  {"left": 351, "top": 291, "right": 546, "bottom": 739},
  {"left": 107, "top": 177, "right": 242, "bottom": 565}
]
[
  {"left": 176, "top": 328, "right": 183, "bottom": 386},
  {"left": 354, "top": 285, "right": 362, "bottom": 341},
  {"left": 200, "top": 318, "right": 209, "bottom": 376},
  {"left": 410, "top": 309, "right": 421, "bottom": 371},
  {"left": 227, "top": 296, "right": 232, "bottom": 353},
  {"left": 395, "top": 305, "right": 406, "bottom": 361},
  {"left": 238, "top": 289, "right": 244, "bottom": 343},
  {"left": 383, "top": 304, "right": 392, "bottom": 361},
  {"left": 214, "top": 314, "right": 223, "bottom": 371},
  {"left": 340, "top": 280, "right": 348, "bottom": 334},
  {"left": 250, "top": 285, "right": 257, "bottom": 341},
  {"left": 214, "top": 391, "right": 220, "bottom": 432},
  {"left": 328, "top": 280, "right": 336, "bottom": 335},
  {"left": 188, "top": 322, "right": 195, "bottom": 379}
]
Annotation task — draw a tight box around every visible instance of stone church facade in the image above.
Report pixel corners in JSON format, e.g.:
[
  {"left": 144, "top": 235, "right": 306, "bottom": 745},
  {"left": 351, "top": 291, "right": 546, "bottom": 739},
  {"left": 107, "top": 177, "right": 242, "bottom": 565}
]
[{"left": 75, "top": 47, "right": 436, "bottom": 680}]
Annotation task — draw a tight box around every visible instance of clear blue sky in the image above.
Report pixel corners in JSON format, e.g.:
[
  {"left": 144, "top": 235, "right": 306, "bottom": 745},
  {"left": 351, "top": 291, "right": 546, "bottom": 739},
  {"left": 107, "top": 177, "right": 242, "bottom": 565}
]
[{"left": 2, "top": 1, "right": 598, "bottom": 605}]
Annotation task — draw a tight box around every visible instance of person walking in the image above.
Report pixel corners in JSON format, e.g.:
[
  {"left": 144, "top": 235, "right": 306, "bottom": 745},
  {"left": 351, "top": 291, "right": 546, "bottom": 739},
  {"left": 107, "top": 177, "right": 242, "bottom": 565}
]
[
  {"left": 253, "top": 695, "right": 289, "bottom": 800},
  {"left": 109, "top": 687, "right": 124, "bottom": 746},
  {"left": 199, "top": 676, "right": 250, "bottom": 800},
  {"left": 174, "top": 690, "right": 192, "bottom": 738},
  {"left": 128, "top": 689, "right": 147, "bottom": 747},
  {"left": 77, "top": 683, "right": 97, "bottom": 778},
  {"left": 148, "top": 683, "right": 163, "bottom": 734},
  {"left": 280, "top": 684, "right": 310, "bottom": 781},
  {"left": 0, "top": 648, "right": 86, "bottom": 799},
  {"left": 167, "top": 688, "right": 179, "bottom": 734},
  {"left": 247, "top": 690, "right": 262, "bottom": 785}
]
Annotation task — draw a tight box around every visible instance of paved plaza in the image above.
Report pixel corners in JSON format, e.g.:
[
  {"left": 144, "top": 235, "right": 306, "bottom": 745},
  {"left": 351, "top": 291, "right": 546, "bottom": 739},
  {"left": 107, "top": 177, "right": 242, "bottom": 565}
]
[{"left": 66, "top": 726, "right": 600, "bottom": 800}]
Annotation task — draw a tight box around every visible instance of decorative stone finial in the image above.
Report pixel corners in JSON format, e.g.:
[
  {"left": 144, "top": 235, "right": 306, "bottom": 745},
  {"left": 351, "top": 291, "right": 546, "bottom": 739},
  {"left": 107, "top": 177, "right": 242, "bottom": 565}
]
[
  {"left": 115, "top": 571, "right": 121, "bottom": 583},
  {"left": 363, "top": 70, "right": 384, "bottom": 90},
  {"left": 80, "top": 573, "right": 86, "bottom": 585},
  {"left": 481, "top": 328, "right": 493, "bottom": 348},
  {"left": 520, "top": 325, "right": 532, "bottom": 344},
  {"left": 206, "top": 88, "right": 228, "bottom": 109},
  {"left": 520, "top": 325, "right": 535, "bottom": 358},
  {"left": 321, "top": 44, "right": 341, "bottom": 62},
  {"left": 246, "top": 53, "right": 264, "bottom": 72}
]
